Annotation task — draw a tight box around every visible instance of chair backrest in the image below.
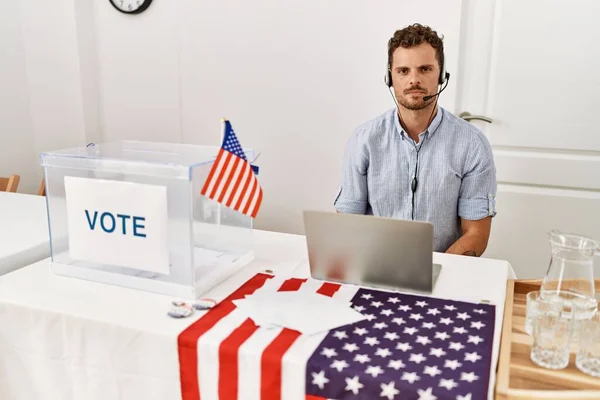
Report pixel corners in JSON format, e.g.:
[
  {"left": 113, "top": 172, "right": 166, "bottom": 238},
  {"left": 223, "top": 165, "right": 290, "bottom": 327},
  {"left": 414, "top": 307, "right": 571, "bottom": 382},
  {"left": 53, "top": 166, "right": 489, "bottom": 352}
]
[{"left": 0, "top": 175, "right": 20, "bottom": 192}]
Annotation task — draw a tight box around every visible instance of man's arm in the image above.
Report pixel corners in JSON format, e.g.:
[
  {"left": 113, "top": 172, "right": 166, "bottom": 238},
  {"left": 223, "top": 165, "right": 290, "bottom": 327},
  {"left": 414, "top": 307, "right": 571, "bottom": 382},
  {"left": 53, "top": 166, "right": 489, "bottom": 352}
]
[
  {"left": 447, "top": 131, "right": 497, "bottom": 257},
  {"left": 333, "top": 129, "right": 369, "bottom": 214},
  {"left": 445, "top": 216, "right": 492, "bottom": 257}
]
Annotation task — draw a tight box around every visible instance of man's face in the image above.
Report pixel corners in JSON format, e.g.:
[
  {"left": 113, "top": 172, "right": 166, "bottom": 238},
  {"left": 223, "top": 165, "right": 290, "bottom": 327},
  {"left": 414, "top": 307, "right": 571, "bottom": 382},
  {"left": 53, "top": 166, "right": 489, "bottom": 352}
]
[{"left": 390, "top": 43, "right": 440, "bottom": 111}]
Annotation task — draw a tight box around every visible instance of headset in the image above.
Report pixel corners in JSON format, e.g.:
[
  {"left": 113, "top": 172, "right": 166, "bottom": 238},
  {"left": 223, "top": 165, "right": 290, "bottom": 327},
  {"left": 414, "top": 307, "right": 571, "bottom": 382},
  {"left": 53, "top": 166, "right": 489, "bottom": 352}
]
[{"left": 384, "top": 47, "right": 450, "bottom": 220}]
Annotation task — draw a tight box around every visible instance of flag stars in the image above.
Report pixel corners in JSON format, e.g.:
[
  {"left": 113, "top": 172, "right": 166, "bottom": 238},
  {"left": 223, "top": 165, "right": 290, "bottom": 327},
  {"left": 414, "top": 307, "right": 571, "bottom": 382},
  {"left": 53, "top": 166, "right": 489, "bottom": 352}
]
[
  {"left": 460, "top": 372, "right": 479, "bottom": 383},
  {"left": 311, "top": 370, "right": 329, "bottom": 389},
  {"left": 468, "top": 335, "right": 484, "bottom": 345},
  {"left": 456, "top": 312, "right": 471, "bottom": 320},
  {"left": 401, "top": 371, "right": 421, "bottom": 384},
  {"left": 435, "top": 331, "right": 451, "bottom": 341},
  {"left": 422, "top": 322, "right": 436, "bottom": 329},
  {"left": 343, "top": 343, "right": 359, "bottom": 353},
  {"left": 416, "top": 336, "right": 432, "bottom": 345},
  {"left": 354, "top": 327, "right": 368, "bottom": 336},
  {"left": 380, "top": 381, "right": 401, "bottom": 399},
  {"left": 371, "top": 301, "right": 383, "bottom": 308},
  {"left": 354, "top": 305, "right": 366, "bottom": 312},
  {"left": 444, "top": 305, "right": 457, "bottom": 311},
  {"left": 474, "top": 308, "right": 487, "bottom": 314},
  {"left": 374, "top": 322, "right": 389, "bottom": 330},
  {"left": 399, "top": 305, "right": 412, "bottom": 312},
  {"left": 429, "top": 348, "right": 447, "bottom": 358},
  {"left": 410, "top": 313, "right": 424, "bottom": 321},
  {"left": 320, "top": 348, "right": 337, "bottom": 358},
  {"left": 471, "top": 321, "right": 486, "bottom": 330},
  {"left": 417, "top": 387, "right": 437, "bottom": 400},
  {"left": 344, "top": 376, "right": 364, "bottom": 395},
  {"left": 330, "top": 359, "right": 349, "bottom": 372},
  {"left": 404, "top": 327, "right": 418, "bottom": 335},
  {"left": 354, "top": 354, "right": 371, "bottom": 364},
  {"left": 388, "top": 297, "right": 401, "bottom": 304},
  {"left": 465, "top": 352, "right": 482, "bottom": 363},
  {"left": 423, "top": 365, "right": 442, "bottom": 377},
  {"left": 376, "top": 348, "right": 393, "bottom": 358},
  {"left": 439, "top": 318, "right": 454, "bottom": 325},
  {"left": 427, "top": 308, "right": 441, "bottom": 316},
  {"left": 396, "top": 342, "right": 413, "bottom": 352},
  {"left": 364, "top": 337, "right": 381, "bottom": 346},
  {"left": 333, "top": 331, "right": 348, "bottom": 340},
  {"left": 445, "top": 359, "right": 463, "bottom": 370},
  {"left": 409, "top": 353, "right": 427, "bottom": 364},
  {"left": 361, "top": 293, "right": 373, "bottom": 300},
  {"left": 415, "top": 300, "right": 429, "bottom": 307},
  {"left": 449, "top": 342, "right": 465, "bottom": 351},
  {"left": 454, "top": 326, "right": 468, "bottom": 335},
  {"left": 388, "top": 359, "right": 406, "bottom": 370},
  {"left": 439, "top": 378, "right": 458, "bottom": 390},
  {"left": 384, "top": 332, "right": 400, "bottom": 341},
  {"left": 381, "top": 309, "right": 394, "bottom": 316},
  {"left": 366, "top": 365, "right": 385, "bottom": 378},
  {"left": 392, "top": 317, "right": 406, "bottom": 326}
]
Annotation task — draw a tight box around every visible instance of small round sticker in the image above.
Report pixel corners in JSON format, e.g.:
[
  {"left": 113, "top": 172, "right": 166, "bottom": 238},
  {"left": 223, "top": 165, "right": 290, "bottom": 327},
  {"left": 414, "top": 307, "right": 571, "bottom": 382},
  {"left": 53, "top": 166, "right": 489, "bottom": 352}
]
[
  {"left": 168, "top": 301, "right": 193, "bottom": 318},
  {"left": 193, "top": 298, "right": 217, "bottom": 310}
]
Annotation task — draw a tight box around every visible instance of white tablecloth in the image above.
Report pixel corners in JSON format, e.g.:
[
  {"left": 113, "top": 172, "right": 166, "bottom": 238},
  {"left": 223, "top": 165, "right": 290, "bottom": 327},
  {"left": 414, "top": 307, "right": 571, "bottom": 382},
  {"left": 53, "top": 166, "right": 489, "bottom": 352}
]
[
  {"left": 0, "top": 192, "right": 50, "bottom": 276},
  {"left": 0, "top": 229, "right": 515, "bottom": 400}
]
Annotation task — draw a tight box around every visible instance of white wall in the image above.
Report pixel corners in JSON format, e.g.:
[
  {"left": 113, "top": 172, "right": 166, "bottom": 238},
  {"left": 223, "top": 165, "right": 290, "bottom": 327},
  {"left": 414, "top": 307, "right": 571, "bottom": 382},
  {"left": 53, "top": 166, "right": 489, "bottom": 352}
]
[
  {"left": 0, "top": 0, "right": 37, "bottom": 193},
  {"left": 0, "top": 0, "right": 89, "bottom": 194}
]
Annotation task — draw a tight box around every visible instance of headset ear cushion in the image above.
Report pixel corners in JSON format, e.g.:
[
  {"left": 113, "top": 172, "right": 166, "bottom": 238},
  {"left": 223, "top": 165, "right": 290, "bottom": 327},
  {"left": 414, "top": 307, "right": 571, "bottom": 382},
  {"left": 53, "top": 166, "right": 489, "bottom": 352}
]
[{"left": 384, "top": 71, "right": 391, "bottom": 87}]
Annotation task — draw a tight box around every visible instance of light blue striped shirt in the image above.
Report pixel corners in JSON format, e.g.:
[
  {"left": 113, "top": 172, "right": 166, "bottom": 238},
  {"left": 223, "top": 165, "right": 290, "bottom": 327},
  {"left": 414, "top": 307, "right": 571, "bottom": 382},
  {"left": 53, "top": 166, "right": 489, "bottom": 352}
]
[{"left": 333, "top": 106, "right": 497, "bottom": 253}]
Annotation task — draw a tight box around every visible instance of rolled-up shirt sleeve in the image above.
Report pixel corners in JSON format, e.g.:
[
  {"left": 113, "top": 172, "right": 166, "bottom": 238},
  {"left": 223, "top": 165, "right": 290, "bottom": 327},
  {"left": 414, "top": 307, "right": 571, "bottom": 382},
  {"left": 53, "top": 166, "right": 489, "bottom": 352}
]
[
  {"left": 333, "top": 130, "right": 369, "bottom": 214},
  {"left": 458, "top": 134, "right": 497, "bottom": 220}
]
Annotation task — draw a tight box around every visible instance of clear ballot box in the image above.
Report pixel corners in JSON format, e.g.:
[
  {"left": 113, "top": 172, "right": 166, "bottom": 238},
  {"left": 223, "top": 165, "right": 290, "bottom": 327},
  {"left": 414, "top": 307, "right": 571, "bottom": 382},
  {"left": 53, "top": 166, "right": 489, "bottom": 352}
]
[{"left": 40, "top": 140, "right": 256, "bottom": 299}]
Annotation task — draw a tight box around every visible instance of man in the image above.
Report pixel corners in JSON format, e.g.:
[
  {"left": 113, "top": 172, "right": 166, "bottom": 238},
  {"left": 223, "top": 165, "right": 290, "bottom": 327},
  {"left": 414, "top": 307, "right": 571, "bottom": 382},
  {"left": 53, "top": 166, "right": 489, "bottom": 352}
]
[{"left": 333, "top": 23, "right": 497, "bottom": 256}]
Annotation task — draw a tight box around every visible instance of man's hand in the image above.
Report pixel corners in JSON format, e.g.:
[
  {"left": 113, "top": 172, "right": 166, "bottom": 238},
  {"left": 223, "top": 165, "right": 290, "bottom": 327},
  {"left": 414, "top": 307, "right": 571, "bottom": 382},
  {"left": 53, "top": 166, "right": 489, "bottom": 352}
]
[{"left": 445, "top": 217, "right": 492, "bottom": 257}]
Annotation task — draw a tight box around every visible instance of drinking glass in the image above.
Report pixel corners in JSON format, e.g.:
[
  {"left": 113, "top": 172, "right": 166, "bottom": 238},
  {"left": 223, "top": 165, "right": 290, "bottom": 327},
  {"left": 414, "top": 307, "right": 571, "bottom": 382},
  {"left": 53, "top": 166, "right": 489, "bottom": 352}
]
[
  {"left": 526, "top": 291, "right": 561, "bottom": 336},
  {"left": 576, "top": 311, "right": 600, "bottom": 377},
  {"left": 530, "top": 298, "right": 573, "bottom": 369}
]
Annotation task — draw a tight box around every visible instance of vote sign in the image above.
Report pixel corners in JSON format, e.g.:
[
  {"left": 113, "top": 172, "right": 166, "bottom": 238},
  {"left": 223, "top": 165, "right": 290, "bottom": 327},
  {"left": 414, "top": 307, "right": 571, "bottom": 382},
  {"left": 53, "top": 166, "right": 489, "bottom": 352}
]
[{"left": 64, "top": 176, "right": 170, "bottom": 275}]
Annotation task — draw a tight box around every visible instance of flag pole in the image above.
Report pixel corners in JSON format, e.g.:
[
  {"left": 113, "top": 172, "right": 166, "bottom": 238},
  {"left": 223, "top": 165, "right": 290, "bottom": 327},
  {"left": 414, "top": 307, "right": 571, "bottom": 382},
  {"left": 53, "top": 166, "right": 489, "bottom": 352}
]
[{"left": 217, "top": 118, "right": 226, "bottom": 226}]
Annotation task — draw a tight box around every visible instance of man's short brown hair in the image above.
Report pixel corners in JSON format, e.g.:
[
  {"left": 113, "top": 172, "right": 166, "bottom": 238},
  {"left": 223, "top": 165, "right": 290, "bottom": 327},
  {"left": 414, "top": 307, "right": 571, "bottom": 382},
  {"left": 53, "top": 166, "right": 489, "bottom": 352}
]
[{"left": 387, "top": 23, "right": 444, "bottom": 76}]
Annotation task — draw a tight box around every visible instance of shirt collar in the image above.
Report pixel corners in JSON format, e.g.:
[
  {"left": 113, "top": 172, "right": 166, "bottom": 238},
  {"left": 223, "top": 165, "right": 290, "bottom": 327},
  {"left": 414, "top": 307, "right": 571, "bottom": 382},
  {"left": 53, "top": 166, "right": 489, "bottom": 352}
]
[{"left": 394, "top": 106, "right": 444, "bottom": 141}]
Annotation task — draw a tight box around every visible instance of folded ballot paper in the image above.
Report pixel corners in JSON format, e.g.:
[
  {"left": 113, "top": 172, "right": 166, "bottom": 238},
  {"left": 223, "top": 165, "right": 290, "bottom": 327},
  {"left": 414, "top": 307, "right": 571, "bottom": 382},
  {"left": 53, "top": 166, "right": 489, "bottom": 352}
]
[{"left": 232, "top": 291, "right": 367, "bottom": 335}]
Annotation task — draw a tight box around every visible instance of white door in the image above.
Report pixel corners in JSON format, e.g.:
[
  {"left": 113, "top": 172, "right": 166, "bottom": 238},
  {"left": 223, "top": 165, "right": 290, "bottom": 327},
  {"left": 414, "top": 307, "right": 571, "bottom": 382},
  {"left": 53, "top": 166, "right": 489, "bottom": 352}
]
[{"left": 455, "top": 0, "right": 600, "bottom": 278}]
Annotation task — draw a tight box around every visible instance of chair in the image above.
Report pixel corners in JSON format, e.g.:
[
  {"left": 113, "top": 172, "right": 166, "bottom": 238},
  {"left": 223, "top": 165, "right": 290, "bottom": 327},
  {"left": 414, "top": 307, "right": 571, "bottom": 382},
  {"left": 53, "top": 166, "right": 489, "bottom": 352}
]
[
  {"left": 38, "top": 179, "right": 46, "bottom": 196},
  {"left": 0, "top": 174, "right": 20, "bottom": 192}
]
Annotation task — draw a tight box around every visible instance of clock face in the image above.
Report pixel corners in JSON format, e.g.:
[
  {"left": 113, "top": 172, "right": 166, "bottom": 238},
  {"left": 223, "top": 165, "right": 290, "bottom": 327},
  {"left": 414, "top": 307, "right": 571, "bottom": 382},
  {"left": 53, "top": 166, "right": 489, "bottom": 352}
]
[{"left": 109, "top": 0, "right": 153, "bottom": 14}]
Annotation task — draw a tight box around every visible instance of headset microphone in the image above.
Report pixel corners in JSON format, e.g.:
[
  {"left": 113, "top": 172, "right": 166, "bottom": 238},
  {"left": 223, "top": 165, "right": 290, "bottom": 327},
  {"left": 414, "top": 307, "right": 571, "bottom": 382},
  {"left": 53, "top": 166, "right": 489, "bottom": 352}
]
[{"left": 423, "top": 72, "right": 450, "bottom": 101}]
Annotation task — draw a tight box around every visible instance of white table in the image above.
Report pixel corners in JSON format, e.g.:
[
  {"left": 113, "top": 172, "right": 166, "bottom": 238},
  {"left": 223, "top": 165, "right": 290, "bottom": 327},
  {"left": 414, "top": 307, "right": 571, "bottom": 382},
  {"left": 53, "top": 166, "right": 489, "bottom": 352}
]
[
  {"left": 0, "top": 192, "right": 50, "bottom": 276},
  {"left": 0, "top": 229, "right": 515, "bottom": 400}
]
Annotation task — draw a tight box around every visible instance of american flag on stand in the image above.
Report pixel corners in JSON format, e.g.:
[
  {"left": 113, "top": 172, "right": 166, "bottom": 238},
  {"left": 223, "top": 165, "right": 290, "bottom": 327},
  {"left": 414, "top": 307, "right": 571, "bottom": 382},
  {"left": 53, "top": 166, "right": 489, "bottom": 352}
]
[
  {"left": 178, "top": 273, "right": 495, "bottom": 400},
  {"left": 200, "top": 119, "right": 262, "bottom": 218}
]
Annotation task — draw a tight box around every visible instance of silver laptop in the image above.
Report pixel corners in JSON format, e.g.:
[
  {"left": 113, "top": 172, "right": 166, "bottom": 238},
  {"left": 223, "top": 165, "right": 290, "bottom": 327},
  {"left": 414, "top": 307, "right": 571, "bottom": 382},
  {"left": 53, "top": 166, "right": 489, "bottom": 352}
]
[{"left": 302, "top": 210, "right": 442, "bottom": 294}]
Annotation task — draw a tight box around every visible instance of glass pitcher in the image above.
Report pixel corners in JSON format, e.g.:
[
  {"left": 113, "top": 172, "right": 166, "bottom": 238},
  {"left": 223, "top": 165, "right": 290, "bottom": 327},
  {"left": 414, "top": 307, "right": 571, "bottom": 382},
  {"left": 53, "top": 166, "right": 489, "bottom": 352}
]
[{"left": 540, "top": 230, "right": 599, "bottom": 317}]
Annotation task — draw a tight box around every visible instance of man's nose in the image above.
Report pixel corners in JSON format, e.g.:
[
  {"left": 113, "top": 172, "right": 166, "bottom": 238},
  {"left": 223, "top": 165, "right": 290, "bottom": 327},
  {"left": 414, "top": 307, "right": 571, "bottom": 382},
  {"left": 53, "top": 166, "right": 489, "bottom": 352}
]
[{"left": 408, "top": 70, "right": 421, "bottom": 86}]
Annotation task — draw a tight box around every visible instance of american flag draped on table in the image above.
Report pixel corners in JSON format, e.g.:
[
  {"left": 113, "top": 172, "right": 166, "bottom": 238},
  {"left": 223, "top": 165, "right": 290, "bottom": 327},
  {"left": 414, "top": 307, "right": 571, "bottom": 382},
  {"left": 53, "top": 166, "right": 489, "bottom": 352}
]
[
  {"left": 177, "top": 273, "right": 495, "bottom": 400},
  {"left": 200, "top": 119, "right": 262, "bottom": 218}
]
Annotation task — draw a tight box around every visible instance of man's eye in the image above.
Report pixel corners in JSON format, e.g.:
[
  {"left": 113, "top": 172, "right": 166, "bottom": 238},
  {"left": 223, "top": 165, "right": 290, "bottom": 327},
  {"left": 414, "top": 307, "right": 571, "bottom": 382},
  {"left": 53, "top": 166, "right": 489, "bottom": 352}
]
[
  {"left": 422, "top": 67, "right": 432, "bottom": 72},
  {"left": 399, "top": 69, "right": 408, "bottom": 75}
]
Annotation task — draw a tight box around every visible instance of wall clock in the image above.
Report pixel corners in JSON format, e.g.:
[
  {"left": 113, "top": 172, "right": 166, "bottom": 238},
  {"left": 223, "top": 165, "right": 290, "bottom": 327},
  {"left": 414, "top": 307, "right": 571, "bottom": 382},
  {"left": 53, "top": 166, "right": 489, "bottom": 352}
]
[{"left": 109, "top": 0, "right": 153, "bottom": 14}]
